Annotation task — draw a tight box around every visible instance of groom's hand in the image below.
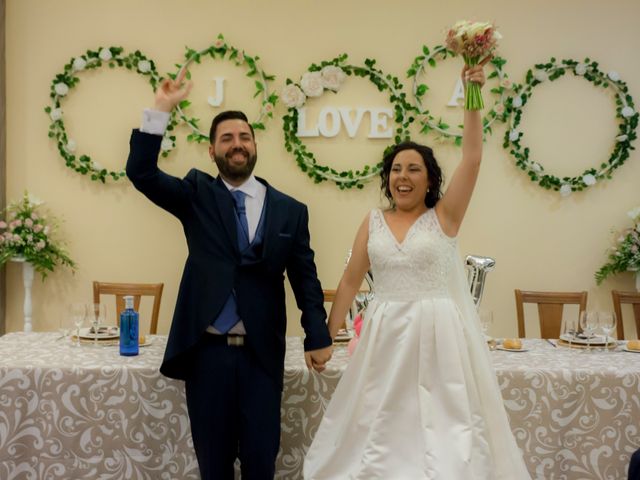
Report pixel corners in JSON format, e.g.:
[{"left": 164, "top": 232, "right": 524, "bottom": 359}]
[
  {"left": 154, "top": 68, "right": 192, "bottom": 112},
  {"left": 305, "top": 345, "right": 333, "bottom": 373}
]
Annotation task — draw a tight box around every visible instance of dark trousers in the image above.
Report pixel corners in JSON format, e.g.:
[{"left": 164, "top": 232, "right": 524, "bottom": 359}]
[
  {"left": 630, "top": 448, "right": 640, "bottom": 480},
  {"left": 185, "top": 334, "right": 282, "bottom": 480}
]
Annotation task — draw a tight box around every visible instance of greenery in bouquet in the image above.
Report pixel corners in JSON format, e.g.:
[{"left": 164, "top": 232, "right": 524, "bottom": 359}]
[
  {"left": 595, "top": 205, "right": 640, "bottom": 284},
  {"left": 445, "top": 20, "right": 501, "bottom": 110},
  {"left": 0, "top": 192, "right": 76, "bottom": 279}
]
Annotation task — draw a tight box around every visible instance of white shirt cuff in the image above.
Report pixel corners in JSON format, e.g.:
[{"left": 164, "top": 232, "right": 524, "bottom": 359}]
[{"left": 140, "top": 109, "right": 170, "bottom": 135}]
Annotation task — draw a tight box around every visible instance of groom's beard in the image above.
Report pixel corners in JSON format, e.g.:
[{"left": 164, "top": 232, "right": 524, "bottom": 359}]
[{"left": 214, "top": 147, "right": 257, "bottom": 182}]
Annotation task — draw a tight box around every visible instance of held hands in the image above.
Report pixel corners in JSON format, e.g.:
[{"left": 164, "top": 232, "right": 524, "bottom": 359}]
[
  {"left": 154, "top": 68, "right": 193, "bottom": 113},
  {"left": 461, "top": 57, "right": 491, "bottom": 89},
  {"left": 305, "top": 345, "right": 333, "bottom": 373}
]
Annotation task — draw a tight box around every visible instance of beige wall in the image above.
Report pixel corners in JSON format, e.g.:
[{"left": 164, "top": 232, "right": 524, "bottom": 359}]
[{"left": 5, "top": 0, "right": 640, "bottom": 338}]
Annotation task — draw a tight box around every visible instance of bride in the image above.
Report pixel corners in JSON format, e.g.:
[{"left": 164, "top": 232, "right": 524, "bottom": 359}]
[{"left": 304, "top": 63, "right": 531, "bottom": 479}]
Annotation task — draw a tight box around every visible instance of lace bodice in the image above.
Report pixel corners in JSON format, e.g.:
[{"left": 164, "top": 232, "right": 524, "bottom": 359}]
[{"left": 367, "top": 208, "right": 457, "bottom": 301}]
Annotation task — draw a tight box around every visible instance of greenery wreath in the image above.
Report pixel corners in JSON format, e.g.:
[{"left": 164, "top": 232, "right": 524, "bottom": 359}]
[
  {"left": 407, "top": 44, "right": 511, "bottom": 146},
  {"left": 503, "top": 57, "right": 638, "bottom": 195},
  {"left": 282, "top": 54, "right": 415, "bottom": 189},
  {"left": 45, "top": 47, "right": 178, "bottom": 183},
  {"left": 175, "top": 34, "right": 278, "bottom": 143}
]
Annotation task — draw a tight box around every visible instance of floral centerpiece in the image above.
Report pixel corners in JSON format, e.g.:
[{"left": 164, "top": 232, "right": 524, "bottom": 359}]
[
  {"left": 0, "top": 192, "right": 76, "bottom": 279},
  {"left": 445, "top": 20, "right": 502, "bottom": 110},
  {"left": 595, "top": 205, "right": 640, "bottom": 288}
]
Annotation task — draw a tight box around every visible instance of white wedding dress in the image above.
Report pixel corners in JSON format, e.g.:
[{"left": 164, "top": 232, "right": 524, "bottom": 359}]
[{"left": 304, "top": 209, "right": 530, "bottom": 479}]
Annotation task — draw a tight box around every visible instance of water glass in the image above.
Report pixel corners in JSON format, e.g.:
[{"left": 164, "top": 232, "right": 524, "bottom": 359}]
[
  {"left": 478, "top": 308, "right": 493, "bottom": 338},
  {"left": 560, "top": 316, "right": 578, "bottom": 348},
  {"left": 598, "top": 311, "right": 616, "bottom": 347},
  {"left": 87, "top": 303, "right": 107, "bottom": 347},
  {"left": 69, "top": 303, "right": 86, "bottom": 347},
  {"left": 579, "top": 311, "right": 598, "bottom": 352}
]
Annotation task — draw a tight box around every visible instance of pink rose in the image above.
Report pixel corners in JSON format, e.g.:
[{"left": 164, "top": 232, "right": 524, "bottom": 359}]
[
  {"left": 24, "top": 218, "right": 33, "bottom": 228},
  {"left": 0, "top": 221, "right": 6, "bottom": 229}
]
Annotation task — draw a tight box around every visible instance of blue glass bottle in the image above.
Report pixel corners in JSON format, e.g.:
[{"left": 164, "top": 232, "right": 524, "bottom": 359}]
[{"left": 119, "top": 295, "right": 139, "bottom": 356}]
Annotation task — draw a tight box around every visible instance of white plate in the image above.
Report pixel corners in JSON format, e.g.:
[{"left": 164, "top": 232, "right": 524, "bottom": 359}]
[
  {"left": 79, "top": 326, "right": 119, "bottom": 340},
  {"left": 496, "top": 346, "right": 529, "bottom": 352},
  {"left": 559, "top": 333, "right": 609, "bottom": 345}
]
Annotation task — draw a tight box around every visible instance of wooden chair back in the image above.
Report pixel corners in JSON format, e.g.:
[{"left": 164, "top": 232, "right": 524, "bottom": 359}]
[
  {"left": 611, "top": 290, "right": 640, "bottom": 339},
  {"left": 93, "top": 281, "right": 164, "bottom": 334},
  {"left": 515, "top": 289, "right": 587, "bottom": 339}
]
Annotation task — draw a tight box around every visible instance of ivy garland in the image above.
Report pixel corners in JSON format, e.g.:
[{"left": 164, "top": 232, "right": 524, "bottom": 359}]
[
  {"left": 45, "top": 47, "right": 178, "bottom": 183},
  {"left": 282, "top": 54, "right": 415, "bottom": 189},
  {"left": 175, "top": 34, "right": 278, "bottom": 143},
  {"left": 503, "top": 57, "right": 638, "bottom": 195},
  {"left": 407, "top": 45, "right": 512, "bottom": 146}
]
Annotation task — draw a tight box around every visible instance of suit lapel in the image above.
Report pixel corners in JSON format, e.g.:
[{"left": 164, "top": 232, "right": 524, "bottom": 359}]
[
  {"left": 259, "top": 178, "right": 279, "bottom": 260},
  {"left": 212, "top": 177, "right": 239, "bottom": 252}
]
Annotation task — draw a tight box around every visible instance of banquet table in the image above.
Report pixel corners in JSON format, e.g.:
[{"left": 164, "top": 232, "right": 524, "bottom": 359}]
[{"left": 0, "top": 333, "right": 639, "bottom": 479}]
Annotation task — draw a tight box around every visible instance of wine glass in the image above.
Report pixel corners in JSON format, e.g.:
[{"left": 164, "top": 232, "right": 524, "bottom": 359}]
[
  {"left": 560, "top": 315, "right": 578, "bottom": 348},
  {"left": 69, "top": 303, "right": 86, "bottom": 347},
  {"left": 579, "top": 311, "right": 598, "bottom": 352},
  {"left": 478, "top": 308, "right": 493, "bottom": 338},
  {"left": 598, "top": 311, "right": 616, "bottom": 348},
  {"left": 87, "top": 303, "right": 107, "bottom": 347}
]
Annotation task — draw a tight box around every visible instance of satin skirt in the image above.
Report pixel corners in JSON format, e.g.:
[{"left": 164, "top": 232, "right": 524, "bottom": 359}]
[{"left": 303, "top": 297, "right": 530, "bottom": 480}]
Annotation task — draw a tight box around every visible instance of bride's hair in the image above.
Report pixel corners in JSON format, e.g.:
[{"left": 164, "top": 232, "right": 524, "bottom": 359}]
[{"left": 380, "top": 141, "right": 443, "bottom": 208}]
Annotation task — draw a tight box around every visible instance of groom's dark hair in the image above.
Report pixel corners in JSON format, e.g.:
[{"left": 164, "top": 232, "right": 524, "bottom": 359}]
[
  {"left": 380, "top": 141, "right": 443, "bottom": 208},
  {"left": 209, "top": 110, "right": 255, "bottom": 143}
]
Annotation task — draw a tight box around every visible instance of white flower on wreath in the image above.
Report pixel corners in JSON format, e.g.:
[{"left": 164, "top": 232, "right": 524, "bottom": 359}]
[
  {"left": 54, "top": 83, "right": 69, "bottom": 96},
  {"left": 621, "top": 106, "right": 635, "bottom": 118},
  {"left": 616, "top": 134, "right": 628, "bottom": 142},
  {"left": 281, "top": 84, "right": 306, "bottom": 108},
  {"left": 300, "top": 71, "right": 324, "bottom": 97},
  {"left": 91, "top": 160, "right": 104, "bottom": 171},
  {"left": 99, "top": 48, "right": 113, "bottom": 61},
  {"left": 608, "top": 71, "right": 621, "bottom": 82},
  {"left": 72, "top": 57, "right": 87, "bottom": 71},
  {"left": 512, "top": 95, "right": 523, "bottom": 108},
  {"left": 533, "top": 69, "right": 548, "bottom": 82},
  {"left": 508, "top": 129, "right": 520, "bottom": 142},
  {"left": 627, "top": 205, "right": 640, "bottom": 221},
  {"left": 235, "top": 50, "right": 245, "bottom": 65},
  {"left": 320, "top": 65, "right": 346, "bottom": 91},
  {"left": 493, "top": 104, "right": 505, "bottom": 116},
  {"left": 65, "top": 139, "right": 77, "bottom": 153},
  {"left": 574, "top": 63, "right": 587, "bottom": 76},
  {"left": 531, "top": 162, "right": 543, "bottom": 173},
  {"left": 262, "top": 102, "right": 274, "bottom": 115},
  {"left": 559, "top": 184, "right": 572, "bottom": 197},
  {"left": 137, "top": 60, "right": 151, "bottom": 73},
  {"left": 161, "top": 138, "right": 174, "bottom": 151},
  {"left": 582, "top": 174, "right": 597, "bottom": 186},
  {"left": 214, "top": 39, "right": 225, "bottom": 48},
  {"left": 49, "top": 108, "right": 63, "bottom": 121}
]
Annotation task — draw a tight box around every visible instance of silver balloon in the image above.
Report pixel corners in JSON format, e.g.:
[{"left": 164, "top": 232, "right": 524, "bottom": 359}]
[{"left": 465, "top": 255, "right": 496, "bottom": 308}]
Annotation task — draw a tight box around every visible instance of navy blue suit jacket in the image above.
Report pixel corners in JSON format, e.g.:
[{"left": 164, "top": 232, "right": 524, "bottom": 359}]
[{"left": 126, "top": 130, "right": 331, "bottom": 388}]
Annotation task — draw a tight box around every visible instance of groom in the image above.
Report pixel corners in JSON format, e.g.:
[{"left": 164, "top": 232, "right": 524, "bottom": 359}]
[{"left": 126, "top": 70, "right": 333, "bottom": 479}]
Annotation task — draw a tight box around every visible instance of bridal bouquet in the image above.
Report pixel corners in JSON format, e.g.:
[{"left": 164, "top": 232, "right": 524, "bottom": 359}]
[
  {"left": 0, "top": 192, "right": 76, "bottom": 279},
  {"left": 595, "top": 205, "right": 640, "bottom": 285},
  {"left": 445, "top": 20, "right": 502, "bottom": 110}
]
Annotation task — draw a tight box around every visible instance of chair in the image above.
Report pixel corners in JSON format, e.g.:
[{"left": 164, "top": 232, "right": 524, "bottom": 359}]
[
  {"left": 515, "top": 289, "right": 587, "bottom": 339},
  {"left": 611, "top": 290, "right": 640, "bottom": 340},
  {"left": 93, "top": 281, "right": 164, "bottom": 334}
]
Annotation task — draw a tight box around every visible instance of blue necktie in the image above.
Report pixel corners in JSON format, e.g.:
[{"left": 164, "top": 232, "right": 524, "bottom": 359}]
[{"left": 231, "top": 190, "right": 250, "bottom": 250}]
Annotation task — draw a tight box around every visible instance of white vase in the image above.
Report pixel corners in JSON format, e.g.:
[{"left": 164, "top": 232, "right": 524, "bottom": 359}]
[{"left": 11, "top": 257, "right": 34, "bottom": 332}]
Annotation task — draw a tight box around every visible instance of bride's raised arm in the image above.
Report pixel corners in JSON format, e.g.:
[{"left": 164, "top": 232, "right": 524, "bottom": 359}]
[{"left": 435, "top": 63, "right": 487, "bottom": 237}]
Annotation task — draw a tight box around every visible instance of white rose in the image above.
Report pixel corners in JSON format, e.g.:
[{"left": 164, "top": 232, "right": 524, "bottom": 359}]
[
  {"left": 500, "top": 79, "right": 513, "bottom": 90},
  {"left": 66, "top": 139, "right": 77, "bottom": 153},
  {"left": 91, "top": 160, "right": 104, "bottom": 171},
  {"left": 54, "top": 83, "right": 69, "bottom": 96},
  {"left": 99, "top": 48, "right": 113, "bottom": 61},
  {"left": 509, "top": 129, "right": 520, "bottom": 142},
  {"left": 493, "top": 104, "right": 505, "bottom": 115},
  {"left": 621, "top": 106, "right": 635, "bottom": 118},
  {"left": 300, "top": 72, "right": 324, "bottom": 97},
  {"left": 559, "top": 184, "right": 572, "bottom": 197},
  {"left": 574, "top": 63, "right": 587, "bottom": 76},
  {"left": 582, "top": 174, "right": 596, "bottom": 186},
  {"left": 161, "top": 138, "right": 174, "bottom": 151},
  {"left": 627, "top": 206, "right": 640, "bottom": 220},
  {"left": 512, "top": 96, "right": 523, "bottom": 108},
  {"left": 616, "top": 134, "right": 628, "bottom": 142},
  {"left": 281, "top": 84, "right": 306, "bottom": 108},
  {"left": 72, "top": 57, "right": 87, "bottom": 71},
  {"left": 49, "top": 108, "right": 63, "bottom": 121},
  {"left": 262, "top": 103, "right": 274, "bottom": 115},
  {"left": 137, "top": 60, "right": 151, "bottom": 73},
  {"left": 320, "top": 66, "right": 346, "bottom": 92},
  {"left": 531, "top": 163, "right": 543, "bottom": 173},
  {"left": 608, "top": 71, "right": 620, "bottom": 82},
  {"left": 235, "top": 51, "right": 245, "bottom": 64},
  {"left": 214, "top": 39, "right": 225, "bottom": 48},
  {"left": 534, "top": 69, "right": 548, "bottom": 82}
]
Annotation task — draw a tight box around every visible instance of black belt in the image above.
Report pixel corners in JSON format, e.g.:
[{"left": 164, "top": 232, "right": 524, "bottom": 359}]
[{"left": 205, "top": 333, "right": 245, "bottom": 347}]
